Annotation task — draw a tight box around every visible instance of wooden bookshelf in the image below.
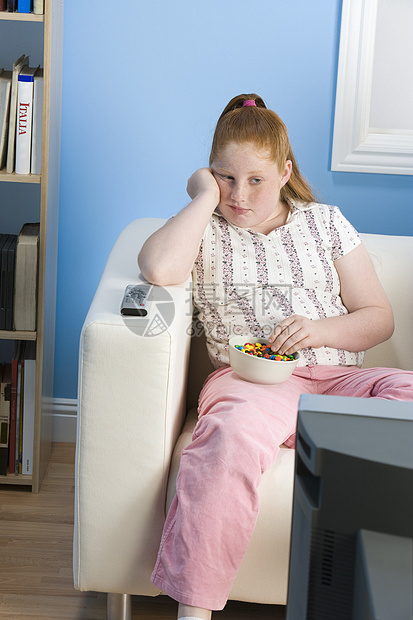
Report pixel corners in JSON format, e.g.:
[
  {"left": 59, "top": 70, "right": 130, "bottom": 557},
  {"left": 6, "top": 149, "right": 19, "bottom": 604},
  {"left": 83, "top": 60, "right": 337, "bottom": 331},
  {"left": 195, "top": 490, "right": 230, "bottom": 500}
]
[{"left": 0, "top": 0, "right": 63, "bottom": 492}]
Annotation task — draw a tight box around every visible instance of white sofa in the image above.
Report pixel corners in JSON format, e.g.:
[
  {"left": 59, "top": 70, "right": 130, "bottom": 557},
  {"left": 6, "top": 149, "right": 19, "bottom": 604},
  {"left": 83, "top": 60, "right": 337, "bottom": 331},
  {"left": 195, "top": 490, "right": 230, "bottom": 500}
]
[{"left": 74, "top": 218, "right": 413, "bottom": 618}]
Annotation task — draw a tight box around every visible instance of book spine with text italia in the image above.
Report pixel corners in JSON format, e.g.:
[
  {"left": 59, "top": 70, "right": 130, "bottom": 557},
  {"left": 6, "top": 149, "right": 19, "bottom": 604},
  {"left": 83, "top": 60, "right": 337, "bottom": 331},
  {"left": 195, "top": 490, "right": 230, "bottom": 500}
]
[{"left": 15, "top": 66, "right": 37, "bottom": 175}]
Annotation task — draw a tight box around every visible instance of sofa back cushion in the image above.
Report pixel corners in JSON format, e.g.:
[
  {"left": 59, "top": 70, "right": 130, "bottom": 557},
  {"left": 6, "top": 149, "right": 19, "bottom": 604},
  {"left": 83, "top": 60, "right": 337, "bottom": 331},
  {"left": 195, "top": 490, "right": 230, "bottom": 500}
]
[{"left": 361, "top": 233, "right": 413, "bottom": 372}]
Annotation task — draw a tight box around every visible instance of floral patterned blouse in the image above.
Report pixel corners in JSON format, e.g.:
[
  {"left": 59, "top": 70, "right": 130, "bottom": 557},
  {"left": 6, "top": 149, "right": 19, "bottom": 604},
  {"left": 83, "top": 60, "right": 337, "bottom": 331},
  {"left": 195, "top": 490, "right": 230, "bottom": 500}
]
[{"left": 192, "top": 201, "right": 364, "bottom": 369}]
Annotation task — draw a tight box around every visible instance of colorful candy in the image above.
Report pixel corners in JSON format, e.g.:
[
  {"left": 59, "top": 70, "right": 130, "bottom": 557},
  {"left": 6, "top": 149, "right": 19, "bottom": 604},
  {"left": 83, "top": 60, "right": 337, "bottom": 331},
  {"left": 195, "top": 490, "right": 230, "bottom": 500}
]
[{"left": 234, "top": 342, "right": 295, "bottom": 362}]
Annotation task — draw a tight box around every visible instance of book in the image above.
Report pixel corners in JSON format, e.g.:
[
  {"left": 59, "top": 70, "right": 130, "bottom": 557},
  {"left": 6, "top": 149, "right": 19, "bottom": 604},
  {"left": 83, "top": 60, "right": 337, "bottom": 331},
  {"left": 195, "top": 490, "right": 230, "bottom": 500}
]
[
  {"left": 17, "top": 0, "right": 32, "bottom": 12},
  {"left": 8, "top": 341, "right": 23, "bottom": 475},
  {"left": 0, "top": 69, "right": 12, "bottom": 170},
  {"left": 0, "top": 233, "right": 11, "bottom": 329},
  {"left": 33, "top": 0, "right": 43, "bottom": 14},
  {"left": 0, "top": 234, "right": 17, "bottom": 330},
  {"left": 0, "top": 364, "right": 11, "bottom": 476},
  {"left": 13, "top": 223, "right": 40, "bottom": 331},
  {"left": 15, "top": 66, "right": 38, "bottom": 175},
  {"left": 5, "top": 234, "right": 17, "bottom": 331},
  {"left": 30, "top": 69, "right": 43, "bottom": 174},
  {"left": 15, "top": 353, "right": 24, "bottom": 474},
  {"left": 6, "top": 54, "right": 29, "bottom": 173},
  {"left": 21, "top": 341, "right": 36, "bottom": 475}
]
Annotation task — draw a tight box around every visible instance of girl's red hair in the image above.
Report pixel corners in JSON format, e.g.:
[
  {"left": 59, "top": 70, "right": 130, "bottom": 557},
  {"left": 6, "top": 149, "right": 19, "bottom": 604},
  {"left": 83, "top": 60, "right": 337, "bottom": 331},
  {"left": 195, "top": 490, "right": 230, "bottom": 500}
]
[{"left": 209, "top": 94, "right": 316, "bottom": 204}]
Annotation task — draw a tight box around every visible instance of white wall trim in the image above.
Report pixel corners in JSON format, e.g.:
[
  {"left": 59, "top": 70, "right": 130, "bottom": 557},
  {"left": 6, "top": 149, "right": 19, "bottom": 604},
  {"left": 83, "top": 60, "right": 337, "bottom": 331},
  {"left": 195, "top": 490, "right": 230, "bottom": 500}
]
[
  {"left": 331, "top": 0, "right": 413, "bottom": 175},
  {"left": 52, "top": 398, "right": 78, "bottom": 442}
]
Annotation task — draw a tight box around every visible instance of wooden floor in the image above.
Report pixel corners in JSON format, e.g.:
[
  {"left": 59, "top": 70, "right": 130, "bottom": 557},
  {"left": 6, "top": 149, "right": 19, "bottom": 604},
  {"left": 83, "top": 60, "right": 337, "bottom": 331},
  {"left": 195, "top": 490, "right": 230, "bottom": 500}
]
[{"left": 0, "top": 443, "right": 286, "bottom": 620}]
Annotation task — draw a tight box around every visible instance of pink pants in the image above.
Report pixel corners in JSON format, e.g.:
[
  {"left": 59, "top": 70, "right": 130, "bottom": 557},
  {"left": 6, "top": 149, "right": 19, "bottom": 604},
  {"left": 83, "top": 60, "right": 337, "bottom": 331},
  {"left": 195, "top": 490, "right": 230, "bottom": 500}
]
[{"left": 151, "top": 364, "right": 413, "bottom": 610}]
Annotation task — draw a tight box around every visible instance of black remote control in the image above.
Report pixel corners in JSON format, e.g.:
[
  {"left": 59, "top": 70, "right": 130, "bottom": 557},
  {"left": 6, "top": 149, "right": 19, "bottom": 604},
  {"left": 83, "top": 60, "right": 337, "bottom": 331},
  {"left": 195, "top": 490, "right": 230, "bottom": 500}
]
[{"left": 120, "top": 284, "right": 151, "bottom": 316}]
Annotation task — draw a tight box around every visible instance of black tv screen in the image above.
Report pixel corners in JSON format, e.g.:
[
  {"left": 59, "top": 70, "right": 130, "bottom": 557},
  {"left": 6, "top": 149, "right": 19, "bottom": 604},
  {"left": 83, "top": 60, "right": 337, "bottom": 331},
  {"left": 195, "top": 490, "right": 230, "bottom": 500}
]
[{"left": 286, "top": 394, "right": 413, "bottom": 620}]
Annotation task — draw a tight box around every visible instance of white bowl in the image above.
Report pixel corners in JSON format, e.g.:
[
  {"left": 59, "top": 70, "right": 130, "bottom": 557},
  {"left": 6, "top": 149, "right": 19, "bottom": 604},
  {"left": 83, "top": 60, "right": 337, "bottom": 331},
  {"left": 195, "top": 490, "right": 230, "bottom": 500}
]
[{"left": 229, "top": 336, "right": 300, "bottom": 384}]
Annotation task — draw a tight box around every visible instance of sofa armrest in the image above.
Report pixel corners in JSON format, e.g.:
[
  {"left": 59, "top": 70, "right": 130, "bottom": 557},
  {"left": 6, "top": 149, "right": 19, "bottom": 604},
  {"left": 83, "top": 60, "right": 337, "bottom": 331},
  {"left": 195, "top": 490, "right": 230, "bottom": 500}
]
[{"left": 74, "top": 219, "right": 193, "bottom": 595}]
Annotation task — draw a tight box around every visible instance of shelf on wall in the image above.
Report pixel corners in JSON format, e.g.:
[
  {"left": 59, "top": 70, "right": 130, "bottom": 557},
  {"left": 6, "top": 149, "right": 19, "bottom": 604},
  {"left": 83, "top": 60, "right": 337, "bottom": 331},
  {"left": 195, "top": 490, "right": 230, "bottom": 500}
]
[
  {"left": 0, "top": 330, "right": 37, "bottom": 341},
  {"left": 0, "top": 472, "right": 33, "bottom": 486},
  {"left": 0, "top": 12, "right": 44, "bottom": 22},
  {"left": 0, "top": 170, "right": 41, "bottom": 184}
]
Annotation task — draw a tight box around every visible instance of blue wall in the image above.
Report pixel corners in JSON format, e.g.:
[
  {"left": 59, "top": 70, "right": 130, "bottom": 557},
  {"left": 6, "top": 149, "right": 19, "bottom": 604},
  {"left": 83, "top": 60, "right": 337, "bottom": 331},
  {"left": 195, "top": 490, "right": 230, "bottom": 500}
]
[{"left": 54, "top": 0, "right": 413, "bottom": 400}]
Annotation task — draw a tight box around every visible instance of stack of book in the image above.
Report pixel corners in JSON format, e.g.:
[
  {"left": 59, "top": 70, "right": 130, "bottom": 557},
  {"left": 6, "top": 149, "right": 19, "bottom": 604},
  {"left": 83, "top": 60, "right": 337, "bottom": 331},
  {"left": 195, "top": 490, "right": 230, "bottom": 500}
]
[
  {"left": 0, "top": 1, "right": 44, "bottom": 14},
  {"left": 0, "top": 341, "right": 36, "bottom": 477},
  {"left": 0, "top": 223, "right": 40, "bottom": 332},
  {"left": 0, "top": 55, "right": 43, "bottom": 174}
]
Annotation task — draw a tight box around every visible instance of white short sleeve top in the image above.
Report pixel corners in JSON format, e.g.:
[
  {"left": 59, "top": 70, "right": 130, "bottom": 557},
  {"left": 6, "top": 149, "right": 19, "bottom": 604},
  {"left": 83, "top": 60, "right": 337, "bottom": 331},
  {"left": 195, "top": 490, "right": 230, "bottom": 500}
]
[{"left": 192, "top": 201, "right": 364, "bottom": 369}]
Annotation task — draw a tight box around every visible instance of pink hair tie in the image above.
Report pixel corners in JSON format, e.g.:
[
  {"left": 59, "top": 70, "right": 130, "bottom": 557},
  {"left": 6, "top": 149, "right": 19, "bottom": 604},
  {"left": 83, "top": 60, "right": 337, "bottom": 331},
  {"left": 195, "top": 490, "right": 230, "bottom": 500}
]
[{"left": 242, "top": 99, "right": 256, "bottom": 107}]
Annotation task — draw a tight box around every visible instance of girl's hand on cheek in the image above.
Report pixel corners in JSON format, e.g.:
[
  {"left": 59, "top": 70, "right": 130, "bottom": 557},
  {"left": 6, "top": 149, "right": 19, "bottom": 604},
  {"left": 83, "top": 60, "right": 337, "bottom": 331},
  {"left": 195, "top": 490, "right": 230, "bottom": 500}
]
[
  {"left": 268, "top": 315, "right": 325, "bottom": 355},
  {"left": 187, "top": 168, "right": 220, "bottom": 204}
]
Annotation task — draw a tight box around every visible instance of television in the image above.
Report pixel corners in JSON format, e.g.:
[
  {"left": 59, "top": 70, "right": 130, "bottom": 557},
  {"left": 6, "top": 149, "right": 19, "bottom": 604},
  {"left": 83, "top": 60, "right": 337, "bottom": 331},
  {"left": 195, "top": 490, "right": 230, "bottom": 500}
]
[{"left": 286, "top": 394, "right": 413, "bottom": 620}]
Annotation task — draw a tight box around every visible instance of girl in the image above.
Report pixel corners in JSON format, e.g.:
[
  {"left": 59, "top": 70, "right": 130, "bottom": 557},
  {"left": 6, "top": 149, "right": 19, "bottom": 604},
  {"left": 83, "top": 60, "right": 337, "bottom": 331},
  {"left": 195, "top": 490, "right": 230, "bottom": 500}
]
[{"left": 138, "top": 94, "right": 413, "bottom": 620}]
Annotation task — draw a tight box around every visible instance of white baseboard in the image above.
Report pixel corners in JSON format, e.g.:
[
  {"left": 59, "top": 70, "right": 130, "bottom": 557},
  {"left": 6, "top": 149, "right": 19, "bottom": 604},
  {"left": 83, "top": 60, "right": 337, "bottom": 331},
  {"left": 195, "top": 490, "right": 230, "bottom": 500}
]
[{"left": 52, "top": 398, "right": 78, "bottom": 443}]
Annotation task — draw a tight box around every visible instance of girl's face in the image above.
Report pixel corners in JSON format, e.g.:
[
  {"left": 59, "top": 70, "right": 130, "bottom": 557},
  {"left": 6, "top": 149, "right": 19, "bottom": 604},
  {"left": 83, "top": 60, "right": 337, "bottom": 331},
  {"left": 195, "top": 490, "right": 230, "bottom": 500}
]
[{"left": 211, "top": 142, "right": 292, "bottom": 234}]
